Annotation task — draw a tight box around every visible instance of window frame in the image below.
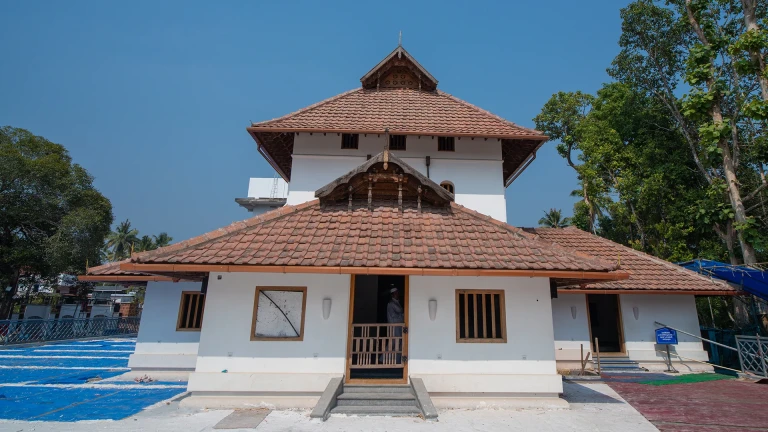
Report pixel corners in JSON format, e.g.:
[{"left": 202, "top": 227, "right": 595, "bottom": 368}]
[
  {"left": 455, "top": 289, "right": 507, "bottom": 343},
  {"left": 250, "top": 286, "right": 308, "bottom": 341},
  {"left": 440, "top": 181, "right": 455, "bottom": 194},
  {"left": 176, "top": 291, "right": 206, "bottom": 331},
  {"left": 438, "top": 136, "right": 455, "bottom": 152},
  {"left": 341, "top": 133, "right": 359, "bottom": 149},
  {"left": 389, "top": 134, "right": 407, "bottom": 151}
]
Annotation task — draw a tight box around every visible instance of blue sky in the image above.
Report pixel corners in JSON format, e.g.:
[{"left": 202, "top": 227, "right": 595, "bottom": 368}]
[{"left": 1, "top": 1, "right": 631, "bottom": 241}]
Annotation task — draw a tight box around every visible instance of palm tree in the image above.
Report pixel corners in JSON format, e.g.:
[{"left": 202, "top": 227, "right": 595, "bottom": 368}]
[
  {"left": 153, "top": 232, "right": 173, "bottom": 248},
  {"left": 135, "top": 235, "right": 156, "bottom": 252},
  {"left": 538, "top": 208, "right": 571, "bottom": 228},
  {"left": 105, "top": 220, "right": 139, "bottom": 261}
]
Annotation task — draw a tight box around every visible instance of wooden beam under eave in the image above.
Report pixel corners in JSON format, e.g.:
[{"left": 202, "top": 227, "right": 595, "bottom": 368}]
[
  {"left": 121, "top": 262, "right": 629, "bottom": 281},
  {"left": 558, "top": 289, "right": 740, "bottom": 296},
  {"left": 246, "top": 126, "right": 548, "bottom": 142},
  {"left": 77, "top": 275, "right": 177, "bottom": 282}
]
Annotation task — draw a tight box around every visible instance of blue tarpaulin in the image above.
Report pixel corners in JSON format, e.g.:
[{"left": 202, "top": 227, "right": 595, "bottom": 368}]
[{"left": 680, "top": 259, "right": 768, "bottom": 301}]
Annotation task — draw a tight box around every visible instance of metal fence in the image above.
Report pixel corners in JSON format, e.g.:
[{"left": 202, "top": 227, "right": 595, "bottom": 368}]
[
  {"left": 0, "top": 317, "right": 140, "bottom": 345},
  {"left": 736, "top": 335, "right": 768, "bottom": 378}
]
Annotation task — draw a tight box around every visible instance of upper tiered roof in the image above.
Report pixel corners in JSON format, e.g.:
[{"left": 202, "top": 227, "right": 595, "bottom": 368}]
[{"left": 247, "top": 45, "right": 547, "bottom": 185}]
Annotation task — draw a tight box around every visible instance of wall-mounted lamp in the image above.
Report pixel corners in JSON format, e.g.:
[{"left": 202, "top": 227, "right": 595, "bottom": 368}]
[
  {"left": 428, "top": 299, "right": 437, "bottom": 321},
  {"left": 633, "top": 306, "right": 639, "bottom": 320},
  {"left": 322, "top": 298, "right": 332, "bottom": 320},
  {"left": 570, "top": 306, "right": 577, "bottom": 320}
]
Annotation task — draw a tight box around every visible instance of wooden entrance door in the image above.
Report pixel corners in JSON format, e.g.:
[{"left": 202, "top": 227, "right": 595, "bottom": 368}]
[{"left": 345, "top": 275, "right": 409, "bottom": 384}]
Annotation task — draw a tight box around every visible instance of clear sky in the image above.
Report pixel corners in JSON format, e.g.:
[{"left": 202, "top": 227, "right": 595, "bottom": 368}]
[{"left": 1, "top": 1, "right": 631, "bottom": 241}]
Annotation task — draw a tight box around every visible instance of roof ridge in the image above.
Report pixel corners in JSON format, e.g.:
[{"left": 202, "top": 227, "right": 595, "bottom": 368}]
[
  {"left": 436, "top": 90, "right": 544, "bottom": 137},
  {"left": 130, "top": 199, "right": 321, "bottom": 264},
  {"left": 449, "top": 203, "right": 619, "bottom": 271},
  {"left": 251, "top": 88, "right": 363, "bottom": 127},
  {"left": 548, "top": 227, "right": 729, "bottom": 288}
]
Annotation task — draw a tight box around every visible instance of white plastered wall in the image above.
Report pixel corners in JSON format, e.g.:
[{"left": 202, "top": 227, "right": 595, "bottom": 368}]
[
  {"left": 551, "top": 294, "right": 591, "bottom": 364},
  {"left": 619, "top": 294, "right": 710, "bottom": 370},
  {"left": 286, "top": 134, "right": 507, "bottom": 221},
  {"left": 186, "top": 272, "right": 563, "bottom": 408},
  {"left": 187, "top": 272, "right": 350, "bottom": 401},
  {"left": 128, "top": 281, "right": 202, "bottom": 371},
  {"left": 408, "top": 276, "right": 562, "bottom": 402},
  {"left": 551, "top": 293, "right": 711, "bottom": 371}
]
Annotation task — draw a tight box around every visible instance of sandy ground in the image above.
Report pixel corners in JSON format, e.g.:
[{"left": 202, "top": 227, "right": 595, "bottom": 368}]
[{"left": 0, "top": 381, "right": 657, "bottom": 432}]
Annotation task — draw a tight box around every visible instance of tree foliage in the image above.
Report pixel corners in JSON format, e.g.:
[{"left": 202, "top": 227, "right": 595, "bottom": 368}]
[
  {"left": 0, "top": 126, "right": 113, "bottom": 316},
  {"left": 538, "top": 208, "right": 572, "bottom": 228},
  {"left": 104, "top": 220, "right": 173, "bottom": 259},
  {"left": 536, "top": 0, "right": 768, "bottom": 265}
]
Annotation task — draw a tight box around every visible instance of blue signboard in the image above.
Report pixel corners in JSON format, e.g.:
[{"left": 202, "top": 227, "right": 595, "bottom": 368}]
[{"left": 655, "top": 327, "right": 678, "bottom": 345}]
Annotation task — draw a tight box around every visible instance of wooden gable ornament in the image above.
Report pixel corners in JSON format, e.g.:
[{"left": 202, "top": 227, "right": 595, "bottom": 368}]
[
  {"left": 315, "top": 150, "right": 453, "bottom": 210},
  {"left": 360, "top": 45, "right": 438, "bottom": 91}
]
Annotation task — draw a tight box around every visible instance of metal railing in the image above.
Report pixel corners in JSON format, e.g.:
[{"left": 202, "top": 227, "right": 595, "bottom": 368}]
[
  {"left": 0, "top": 317, "right": 140, "bottom": 345},
  {"left": 656, "top": 321, "right": 767, "bottom": 378}
]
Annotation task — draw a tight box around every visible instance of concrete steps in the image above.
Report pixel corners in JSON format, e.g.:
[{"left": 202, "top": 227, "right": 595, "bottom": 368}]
[
  {"left": 593, "top": 356, "right": 644, "bottom": 372},
  {"left": 330, "top": 385, "right": 421, "bottom": 416}
]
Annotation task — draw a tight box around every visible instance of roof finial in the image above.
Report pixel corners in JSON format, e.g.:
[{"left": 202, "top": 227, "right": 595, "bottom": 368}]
[{"left": 398, "top": 31, "right": 402, "bottom": 47}]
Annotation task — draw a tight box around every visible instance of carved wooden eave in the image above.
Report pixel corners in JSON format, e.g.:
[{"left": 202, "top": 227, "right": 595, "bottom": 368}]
[
  {"left": 360, "top": 46, "right": 438, "bottom": 91},
  {"left": 315, "top": 151, "right": 453, "bottom": 208}
]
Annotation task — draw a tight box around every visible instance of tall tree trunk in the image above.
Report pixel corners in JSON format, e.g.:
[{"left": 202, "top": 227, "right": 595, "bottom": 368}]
[
  {"left": 685, "top": 1, "right": 758, "bottom": 265},
  {"left": 741, "top": 0, "right": 768, "bottom": 101},
  {"left": 715, "top": 222, "right": 740, "bottom": 265}
]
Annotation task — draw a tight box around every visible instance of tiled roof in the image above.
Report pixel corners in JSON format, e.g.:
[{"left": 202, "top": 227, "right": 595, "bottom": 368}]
[
  {"left": 79, "top": 260, "right": 177, "bottom": 282},
  {"left": 249, "top": 88, "right": 545, "bottom": 138},
  {"left": 85, "top": 260, "right": 143, "bottom": 276},
  {"left": 523, "top": 227, "right": 735, "bottom": 293},
  {"left": 129, "top": 200, "right": 620, "bottom": 275}
]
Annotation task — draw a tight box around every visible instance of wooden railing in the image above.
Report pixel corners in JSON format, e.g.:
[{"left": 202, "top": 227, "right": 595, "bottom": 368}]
[{"left": 350, "top": 323, "right": 405, "bottom": 369}]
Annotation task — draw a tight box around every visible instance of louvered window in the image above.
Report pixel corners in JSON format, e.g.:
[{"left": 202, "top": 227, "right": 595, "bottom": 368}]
[
  {"left": 456, "top": 290, "right": 506, "bottom": 342},
  {"left": 389, "top": 135, "right": 406, "bottom": 151},
  {"left": 438, "top": 136, "right": 455, "bottom": 151},
  {"left": 341, "top": 133, "right": 359, "bottom": 149},
  {"left": 177, "top": 292, "right": 205, "bottom": 331}
]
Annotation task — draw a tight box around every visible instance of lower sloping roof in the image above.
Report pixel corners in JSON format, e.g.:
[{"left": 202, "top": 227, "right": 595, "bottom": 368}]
[
  {"left": 122, "top": 200, "right": 627, "bottom": 285},
  {"left": 523, "top": 227, "right": 736, "bottom": 294},
  {"left": 78, "top": 260, "right": 179, "bottom": 283}
]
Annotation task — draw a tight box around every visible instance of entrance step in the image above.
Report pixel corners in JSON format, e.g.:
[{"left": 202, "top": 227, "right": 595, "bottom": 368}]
[
  {"left": 336, "top": 392, "right": 416, "bottom": 407},
  {"left": 313, "top": 379, "right": 437, "bottom": 420},
  {"left": 329, "top": 405, "right": 422, "bottom": 416},
  {"left": 592, "top": 356, "right": 644, "bottom": 371}
]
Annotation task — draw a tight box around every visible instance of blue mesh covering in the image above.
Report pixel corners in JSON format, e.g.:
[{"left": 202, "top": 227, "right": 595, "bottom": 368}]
[
  {"left": 0, "top": 338, "right": 186, "bottom": 421},
  {"left": 680, "top": 259, "right": 768, "bottom": 301}
]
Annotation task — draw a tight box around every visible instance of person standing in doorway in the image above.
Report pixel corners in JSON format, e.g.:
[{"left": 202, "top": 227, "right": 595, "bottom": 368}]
[{"left": 386, "top": 286, "right": 404, "bottom": 364}]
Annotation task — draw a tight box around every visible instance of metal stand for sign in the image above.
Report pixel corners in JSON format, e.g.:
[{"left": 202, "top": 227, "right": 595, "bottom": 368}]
[{"left": 665, "top": 345, "right": 678, "bottom": 373}]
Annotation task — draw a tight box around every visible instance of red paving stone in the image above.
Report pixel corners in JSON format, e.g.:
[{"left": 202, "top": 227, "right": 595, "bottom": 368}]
[{"left": 607, "top": 379, "right": 768, "bottom": 431}]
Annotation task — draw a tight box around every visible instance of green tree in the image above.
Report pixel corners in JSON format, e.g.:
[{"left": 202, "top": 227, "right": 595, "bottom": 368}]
[
  {"left": 134, "top": 235, "right": 156, "bottom": 253},
  {"left": 0, "top": 126, "right": 113, "bottom": 318},
  {"left": 105, "top": 220, "right": 139, "bottom": 261},
  {"left": 153, "top": 232, "right": 173, "bottom": 248},
  {"left": 538, "top": 209, "right": 571, "bottom": 228}
]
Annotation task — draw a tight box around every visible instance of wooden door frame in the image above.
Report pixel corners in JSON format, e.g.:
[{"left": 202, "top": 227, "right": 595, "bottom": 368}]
[
  {"left": 344, "top": 274, "right": 409, "bottom": 385},
  {"left": 585, "top": 293, "right": 626, "bottom": 355}
]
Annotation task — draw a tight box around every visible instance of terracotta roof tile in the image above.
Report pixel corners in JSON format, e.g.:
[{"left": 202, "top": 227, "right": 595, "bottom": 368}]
[
  {"left": 129, "top": 200, "right": 620, "bottom": 275},
  {"left": 250, "top": 88, "right": 545, "bottom": 138},
  {"left": 524, "top": 227, "right": 734, "bottom": 293}
]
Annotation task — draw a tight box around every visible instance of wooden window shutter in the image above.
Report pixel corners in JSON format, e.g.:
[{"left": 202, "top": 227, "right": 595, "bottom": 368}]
[{"left": 455, "top": 289, "right": 506, "bottom": 343}]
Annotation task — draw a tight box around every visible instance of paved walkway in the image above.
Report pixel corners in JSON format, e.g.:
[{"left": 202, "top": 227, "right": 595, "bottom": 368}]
[
  {"left": 0, "top": 338, "right": 186, "bottom": 421},
  {"left": 0, "top": 381, "right": 657, "bottom": 431},
  {"left": 606, "top": 375, "right": 768, "bottom": 431}
]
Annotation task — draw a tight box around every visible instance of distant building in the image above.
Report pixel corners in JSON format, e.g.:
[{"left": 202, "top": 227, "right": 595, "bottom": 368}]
[{"left": 235, "top": 177, "right": 288, "bottom": 215}]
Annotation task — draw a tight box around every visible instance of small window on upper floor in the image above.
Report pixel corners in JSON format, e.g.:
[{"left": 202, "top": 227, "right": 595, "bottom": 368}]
[
  {"left": 438, "top": 136, "right": 455, "bottom": 152},
  {"left": 389, "top": 134, "right": 406, "bottom": 151},
  {"left": 440, "top": 181, "right": 455, "bottom": 194},
  {"left": 341, "top": 133, "right": 359, "bottom": 149}
]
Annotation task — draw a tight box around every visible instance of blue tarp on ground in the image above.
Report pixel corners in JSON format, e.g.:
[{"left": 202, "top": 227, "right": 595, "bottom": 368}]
[
  {"left": 680, "top": 259, "right": 768, "bottom": 301},
  {"left": 0, "top": 338, "right": 186, "bottom": 421}
]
